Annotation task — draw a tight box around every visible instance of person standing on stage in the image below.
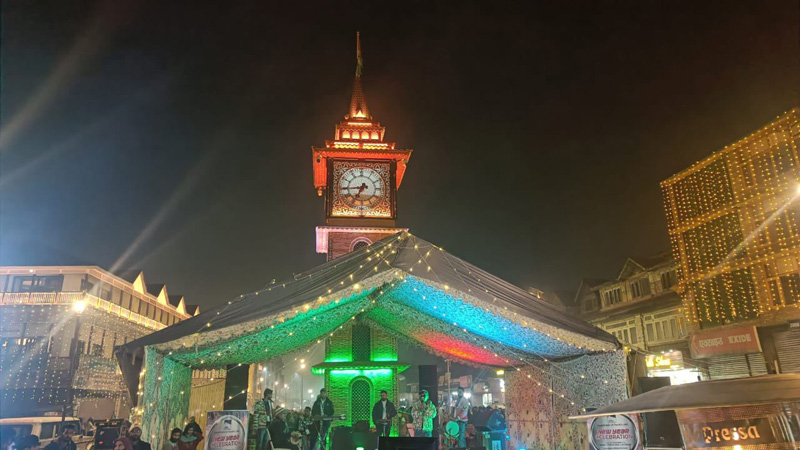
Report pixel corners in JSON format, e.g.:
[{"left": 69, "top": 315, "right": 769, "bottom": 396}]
[
  {"left": 311, "top": 388, "right": 334, "bottom": 450},
  {"left": 411, "top": 390, "right": 437, "bottom": 438},
  {"left": 252, "top": 388, "right": 274, "bottom": 450},
  {"left": 452, "top": 387, "right": 470, "bottom": 448},
  {"left": 371, "top": 390, "right": 397, "bottom": 437}
]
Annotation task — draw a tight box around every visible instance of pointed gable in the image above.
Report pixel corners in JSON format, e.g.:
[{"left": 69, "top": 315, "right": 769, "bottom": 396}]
[{"left": 132, "top": 272, "right": 147, "bottom": 295}]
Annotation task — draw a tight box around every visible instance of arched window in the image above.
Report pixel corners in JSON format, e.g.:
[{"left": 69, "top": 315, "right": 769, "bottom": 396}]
[
  {"left": 371, "top": 131, "right": 379, "bottom": 140},
  {"left": 362, "top": 131, "right": 370, "bottom": 140},
  {"left": 351, "top": 377, "right": 372, "bottom": 425},
  {"left": 352, "top": 239, "right": 371, "bottom": 251},
  {"left": 342, "top": 130, "right": 351, "bottom": 139}
]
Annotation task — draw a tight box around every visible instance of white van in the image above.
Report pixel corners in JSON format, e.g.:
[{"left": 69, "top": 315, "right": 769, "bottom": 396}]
[{"left": 0, "top": 417, "right": 89, "bottom": 448}]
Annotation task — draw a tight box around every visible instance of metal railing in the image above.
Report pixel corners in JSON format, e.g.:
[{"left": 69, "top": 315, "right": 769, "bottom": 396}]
[{"left": 0, "top": 291, "right": 167, "bottom": 331}]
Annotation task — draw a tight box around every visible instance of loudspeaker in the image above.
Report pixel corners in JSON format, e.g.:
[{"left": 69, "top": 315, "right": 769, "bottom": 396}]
[
  {"left": 353, "top": 420, "right": 370, "bottom": 433},
  {"left": 223, "top": 363, "right": 250, "bottom": 410},
  {"left": 472, "top": 410, "right": 501, "bottom": 431},
  {"left": 352, "top": 431, "right": 378, "bottom": 450},
  {"left": 418, "top": 365, "right": 439, "bottom": 438},
  {"left": 636, "top": 377, "right": 682, "bottom": 449},
  {"left": 332, "top": 426, "right": 352, "bottom": 450}
]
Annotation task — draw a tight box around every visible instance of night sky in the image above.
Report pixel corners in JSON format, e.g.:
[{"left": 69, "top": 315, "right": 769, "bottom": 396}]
[{"left": 2, "top": 1, "right": 799, "bottom": 310}]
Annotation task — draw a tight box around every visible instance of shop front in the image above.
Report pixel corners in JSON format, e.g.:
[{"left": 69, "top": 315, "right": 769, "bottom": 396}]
[
  {"left": 572, "top": 374, "right": 800, "bottom": 450},
  {"left": 645, "top": 349, "right": 703, "bottom": 385},
  {"left": 689, "top": 325, "right": 768, "bottom": 379}
]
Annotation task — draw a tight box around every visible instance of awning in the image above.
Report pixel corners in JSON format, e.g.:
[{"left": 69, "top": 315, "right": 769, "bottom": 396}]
[{"left": 570, "top": 374, "right": 800, "bottom": 419}]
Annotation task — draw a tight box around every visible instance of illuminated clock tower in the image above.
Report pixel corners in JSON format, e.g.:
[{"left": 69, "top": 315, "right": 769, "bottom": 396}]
[{"left": 312, "top": 33, "right": 413, "bottom": 260}]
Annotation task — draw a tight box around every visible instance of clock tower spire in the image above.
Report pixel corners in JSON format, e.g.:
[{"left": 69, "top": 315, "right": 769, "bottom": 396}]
[{"left": 312, "top": 33, "right": 413, "bottom": 260}]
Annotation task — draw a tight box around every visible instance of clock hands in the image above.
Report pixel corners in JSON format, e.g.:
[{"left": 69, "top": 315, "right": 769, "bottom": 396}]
[{"left": 342, "top": 183, "right": 369, "bottom": 198}]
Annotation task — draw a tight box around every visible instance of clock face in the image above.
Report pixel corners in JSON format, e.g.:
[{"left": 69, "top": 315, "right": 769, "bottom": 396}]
[
  {"left": 339, "top": 167, "right": 384, "bottom": 210},
  {"left": 330, "top": 161, "right": 393, "bottom": 218}
]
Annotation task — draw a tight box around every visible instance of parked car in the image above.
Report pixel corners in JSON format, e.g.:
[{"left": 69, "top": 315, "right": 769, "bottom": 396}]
[{"left": 0, "top": 417, "right": 91, "bottom": 449}]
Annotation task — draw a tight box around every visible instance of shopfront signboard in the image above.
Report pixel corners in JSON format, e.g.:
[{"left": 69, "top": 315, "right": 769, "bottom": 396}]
[{"left": 689, "top": 326, "right": 761, "bottom": 359}]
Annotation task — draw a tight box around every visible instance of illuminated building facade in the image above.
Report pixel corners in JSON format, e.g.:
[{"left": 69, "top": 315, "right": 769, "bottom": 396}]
[
  {"left": 312, "top": 33, "right": 412, "bottom": 260},
  {"left": 0, "top": 266, "right": 196, "bottom": 419},
  {"left": 577, "top": 254, "right": 699, "bottom": 385},
  {"left": 661, "top": 108, "right": 800, "bottom": 377}
]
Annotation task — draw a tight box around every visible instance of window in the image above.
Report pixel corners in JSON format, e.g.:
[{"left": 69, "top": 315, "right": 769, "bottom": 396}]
[
  {"left": 99, "top": 284, "right": 112, "bottom": 300},
  {"left": 11, "top": 275, "right": 64, "bottom": 292},
  {"left": 342, "top": 131, "right": 351, "bottom": 139},
  {"left": 656, "top": 322, "right": 663, "bottom": 340},
  {"left": 352, "top": 240, "right": 370, "bottom": 251},
  {"left": 630, "top": 327, "right": 638, "bottom": 344},
  {"left": 631, "top": 279, "right": 651, "bottom": 298},
  {"left": 646, "top": 323, "right": 654, "bottom": 342},
  {"left": 604, "top": 288, "right": 622, "bottom": 306},
  {"left": 122, "top": 292, "right": 132, "bottom": 310},
  {"left": 670, "top": 318, "right": 678, "bottom": 337},
  {"left": 661, "top": 270, "right": 678, "bottom": 290},
  {"left": 370, "top": 131, "right": 379, "bottom": 140},
  {"left": 130, "top": 297, "right": 140, "bottom": 314}
]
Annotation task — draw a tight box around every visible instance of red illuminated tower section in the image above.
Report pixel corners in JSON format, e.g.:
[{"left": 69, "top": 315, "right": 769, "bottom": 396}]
[{"left": 312, "top": 33, "right": 412, "bottom": 260}]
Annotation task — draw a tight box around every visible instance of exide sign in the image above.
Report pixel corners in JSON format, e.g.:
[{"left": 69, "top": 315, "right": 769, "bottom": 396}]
[{"left": 689, "top": 326, "right": 761, "bottom": 359}]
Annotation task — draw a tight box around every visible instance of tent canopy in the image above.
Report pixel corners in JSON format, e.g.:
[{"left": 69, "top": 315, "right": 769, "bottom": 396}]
[
  {"left": 116, "top": 232, "right": 617, "bottom": 401},
  {"left": 570, "top": 374, "right": 800, "bottom": 418}
]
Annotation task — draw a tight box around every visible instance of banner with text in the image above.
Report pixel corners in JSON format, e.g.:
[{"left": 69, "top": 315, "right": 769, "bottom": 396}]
[
  {"left": 587, "top": 414, "right": 642, "bottom": 450},
  {"left": 689, "top": 326, "right": 761, "bottom": 359},
  {"left": 205, "top": 410, "right": 249, "bottom": 450}
]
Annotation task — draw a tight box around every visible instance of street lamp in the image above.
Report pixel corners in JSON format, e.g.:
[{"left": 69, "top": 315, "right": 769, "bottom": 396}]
[{"left": 61, "top": 300, "right": 87, "bottom": 426}]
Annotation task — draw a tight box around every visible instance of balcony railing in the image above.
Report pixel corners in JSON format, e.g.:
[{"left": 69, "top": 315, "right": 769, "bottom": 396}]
[{"left": 0, "top": 291, "right": 167, "bottom": 331}]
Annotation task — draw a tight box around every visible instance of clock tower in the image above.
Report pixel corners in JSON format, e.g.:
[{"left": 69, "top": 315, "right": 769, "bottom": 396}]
[{"left": 312, "top": 33, "right": 413, "bottom": 260}]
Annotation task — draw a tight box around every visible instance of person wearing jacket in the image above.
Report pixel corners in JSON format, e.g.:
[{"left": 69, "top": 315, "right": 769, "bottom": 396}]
[{"left": 371, "top": 390, "right": 397, "bottom": 437}]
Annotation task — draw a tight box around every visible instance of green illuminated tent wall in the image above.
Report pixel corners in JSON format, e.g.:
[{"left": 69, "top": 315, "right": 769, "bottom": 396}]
[{"left": 116, "top": 233, "right": 625, "bottom": 450}]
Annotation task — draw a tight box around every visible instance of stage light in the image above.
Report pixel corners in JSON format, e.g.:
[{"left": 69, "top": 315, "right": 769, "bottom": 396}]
[{"left": 496, "top": 370, "right": 504, "bottom": 376}]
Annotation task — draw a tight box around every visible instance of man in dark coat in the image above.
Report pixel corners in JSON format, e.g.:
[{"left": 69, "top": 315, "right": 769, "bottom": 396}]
[
  {"left": 310, "top": 389, "right": 334, "bottom": 450},
  {"left": 128, "top": 426, "right": 152, "bottom": 450},
  {"left": 43, "top": 425, "right": 77, "bottom": 450},
  {"left": 371, "top": 390, "right": 397, "bottom": 437}
]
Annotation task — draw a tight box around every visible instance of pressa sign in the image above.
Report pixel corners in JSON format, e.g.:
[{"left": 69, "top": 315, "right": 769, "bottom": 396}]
[
  {"left": 683, "top": 418, "right": 774, "bottom": 448},
  {"left": 689, "top": 326, "right": 761, "bottom": 358}
]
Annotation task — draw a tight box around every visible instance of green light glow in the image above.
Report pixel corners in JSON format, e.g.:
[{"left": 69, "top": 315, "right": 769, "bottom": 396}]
[{"left": 328, "top": 369, "right": 393, "bottom": 377}]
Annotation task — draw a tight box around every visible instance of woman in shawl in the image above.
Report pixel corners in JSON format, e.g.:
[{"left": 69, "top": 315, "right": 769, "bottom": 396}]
[{"left": 177, "top": 423, "right": 204, "bottom": 450}]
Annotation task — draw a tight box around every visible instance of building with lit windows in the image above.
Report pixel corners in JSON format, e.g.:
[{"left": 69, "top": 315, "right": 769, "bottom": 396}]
[
  {"left": 661, "top": 108, "right": 800, "bottom": 379},
  {"left": 0, "top": 266, "right": 197, "bottom": 419},
  {"left": 576, "top": 254, "right": 700, "bottom": 386}
]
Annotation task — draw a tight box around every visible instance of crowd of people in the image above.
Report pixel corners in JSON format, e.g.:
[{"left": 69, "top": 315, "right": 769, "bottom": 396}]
[{"left": 0, "top": 419, "right": 206, "bottom": 450}]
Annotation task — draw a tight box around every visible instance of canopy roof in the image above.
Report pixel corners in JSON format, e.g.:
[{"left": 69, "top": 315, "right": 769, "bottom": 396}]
[
  {"left": 116, "top": 232, "right": 617, "bottom": 399},
  {"left": 570, "top": 374, "right": 800, "bottom": 419}
]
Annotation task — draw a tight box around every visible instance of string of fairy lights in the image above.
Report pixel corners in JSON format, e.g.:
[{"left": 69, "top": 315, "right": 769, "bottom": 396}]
[
  {"left": 136, "top": 231, "right": 620, "bottom": 422},
  {"left": 1, "top": 303, "right": 153, "bottom": 407},
  {"left": 662, "top": 109, "right": 800, "bottom": 328}
]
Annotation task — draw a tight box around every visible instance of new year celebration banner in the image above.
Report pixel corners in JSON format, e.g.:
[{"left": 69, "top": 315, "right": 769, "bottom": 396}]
[
  {"left": 588, "top": 414, "right": 642, "bottom": 450},
  {"left": 205, "top": 410, "right": 249, "bottom": 450}
]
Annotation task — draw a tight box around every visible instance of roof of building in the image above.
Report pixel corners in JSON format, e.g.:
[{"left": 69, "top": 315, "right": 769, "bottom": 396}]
[
  {"left": 146, "top": 283, "right": 166, "bottom": 297},
  {"left": 628, "top": 252, "right": 673, "bottom": 271},
  {"left": 111, "top": 269, "right": 143, "bottom": 284},
  {"left": 116, "top": 232, "right": 618, "bottom": 403},
  {"left": 168, "top": 295, "right": 184, "bottom": 308},
  {"left": 571, "top": 374, "right": 800, "bottom": 418},
  {"left": 184, "top": 304, "right": 199, "bottom": 316}
]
